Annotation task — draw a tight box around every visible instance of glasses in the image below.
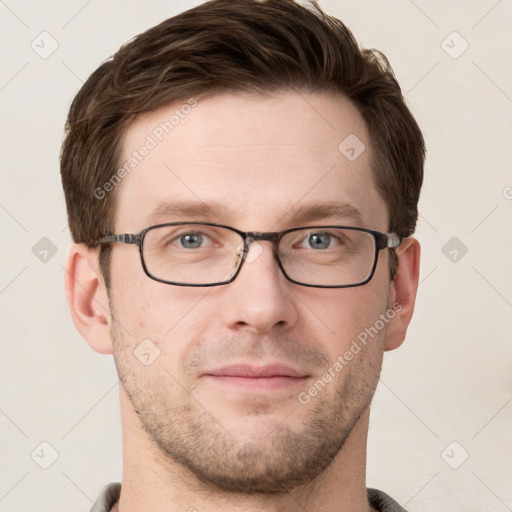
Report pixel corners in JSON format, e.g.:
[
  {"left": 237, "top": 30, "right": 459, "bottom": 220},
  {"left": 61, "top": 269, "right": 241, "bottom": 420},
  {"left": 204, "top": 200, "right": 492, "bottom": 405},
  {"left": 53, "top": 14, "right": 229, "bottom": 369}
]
[{"left": 96, "top": 222, "right": 402, "bottom": 288}]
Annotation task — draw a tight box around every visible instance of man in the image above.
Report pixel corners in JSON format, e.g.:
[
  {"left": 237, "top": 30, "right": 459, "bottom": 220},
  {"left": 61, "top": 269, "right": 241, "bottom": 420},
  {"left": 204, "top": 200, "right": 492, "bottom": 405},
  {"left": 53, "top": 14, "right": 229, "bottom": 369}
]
[{"left": 60, "top": 0, "right": 424, "bottom": 510}]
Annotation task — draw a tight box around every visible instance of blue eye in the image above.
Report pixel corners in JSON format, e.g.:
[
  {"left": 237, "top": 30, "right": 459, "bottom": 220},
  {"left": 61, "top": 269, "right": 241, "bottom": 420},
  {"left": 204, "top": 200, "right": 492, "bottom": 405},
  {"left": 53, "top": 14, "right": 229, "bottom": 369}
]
[
  {"left": 306, "top": 232, "right": 332, "bottom": 249},
  {"left": 179, "top": 233, "right": 204, "bottom": 249}
]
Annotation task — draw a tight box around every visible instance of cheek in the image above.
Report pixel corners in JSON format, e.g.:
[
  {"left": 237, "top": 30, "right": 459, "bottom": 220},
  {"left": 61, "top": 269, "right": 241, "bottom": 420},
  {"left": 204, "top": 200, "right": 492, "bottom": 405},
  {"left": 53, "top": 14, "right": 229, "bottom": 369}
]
[
  {"left": 109, "top": 249, "right": 178, "bottom": 330},
  {"left": 110, "top": 281, "right": 213, "bottom": 364},
  {"left": 323, "top": 283, "right": 387, "bottom": 324},
  {"left": 310, "top": 285, "right": 389, "bottom": 358}
]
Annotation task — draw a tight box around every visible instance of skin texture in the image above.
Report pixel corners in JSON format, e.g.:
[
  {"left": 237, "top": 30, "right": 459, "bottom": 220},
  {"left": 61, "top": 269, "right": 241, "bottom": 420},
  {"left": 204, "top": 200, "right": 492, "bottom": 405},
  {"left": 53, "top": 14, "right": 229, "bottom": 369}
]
[{"left": 65, "top": 91, "right": 420, "bottom": 512}]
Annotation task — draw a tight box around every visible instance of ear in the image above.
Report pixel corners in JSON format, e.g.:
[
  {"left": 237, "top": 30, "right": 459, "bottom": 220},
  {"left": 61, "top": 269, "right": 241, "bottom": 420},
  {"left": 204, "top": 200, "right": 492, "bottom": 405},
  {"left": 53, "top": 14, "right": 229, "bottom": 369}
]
[
  {"left": 384, "top": 237, "right": 421, "bottom": 352},
  {"left": 64, "top": 244, "right": 114, "bottom": 354}
]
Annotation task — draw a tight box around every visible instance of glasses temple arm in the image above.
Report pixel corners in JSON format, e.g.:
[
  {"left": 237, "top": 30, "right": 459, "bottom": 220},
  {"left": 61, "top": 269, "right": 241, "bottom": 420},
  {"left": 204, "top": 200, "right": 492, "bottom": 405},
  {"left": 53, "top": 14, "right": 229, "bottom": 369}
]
[{"left": 97, "top": 234, "right": 141, "bottom": 245}]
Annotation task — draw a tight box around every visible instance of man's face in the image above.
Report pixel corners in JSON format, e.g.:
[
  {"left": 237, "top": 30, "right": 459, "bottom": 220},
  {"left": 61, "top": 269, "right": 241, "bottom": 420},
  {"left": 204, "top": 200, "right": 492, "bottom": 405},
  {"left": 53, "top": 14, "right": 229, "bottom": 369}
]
[{"left": 108, "top": 91, "right": 393, "bottom": 493}]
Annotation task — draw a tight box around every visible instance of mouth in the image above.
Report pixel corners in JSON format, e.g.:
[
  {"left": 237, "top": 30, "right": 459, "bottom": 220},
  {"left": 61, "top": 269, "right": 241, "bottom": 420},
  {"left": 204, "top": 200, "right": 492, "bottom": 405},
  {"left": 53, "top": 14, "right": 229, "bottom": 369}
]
[{"left": 203, "top": 363, "right": 310, "bottom": 391}]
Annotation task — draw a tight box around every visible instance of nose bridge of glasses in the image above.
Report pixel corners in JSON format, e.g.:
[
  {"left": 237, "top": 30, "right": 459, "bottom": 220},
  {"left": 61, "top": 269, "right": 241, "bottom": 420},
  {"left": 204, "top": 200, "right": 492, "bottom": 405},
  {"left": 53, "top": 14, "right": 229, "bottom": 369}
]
[
  {"left": 238, "top": 232, "right": 281, "bottom": 264},
  {"left": 245, "top": 231, "right": 280, "bottom": 245},
  {"left": 244, "top": 231, "right": 281, "bottom": 255}
]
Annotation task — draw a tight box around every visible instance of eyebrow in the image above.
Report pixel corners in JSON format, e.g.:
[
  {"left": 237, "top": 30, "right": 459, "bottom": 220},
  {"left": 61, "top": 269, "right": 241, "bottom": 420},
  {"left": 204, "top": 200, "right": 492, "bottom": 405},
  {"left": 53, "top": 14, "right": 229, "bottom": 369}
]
[
  {"left": 146, "top": 200, "right": 237, "bottom": 225},
  {"left": 146, "top": 200, "right": 365, "bottom": 228},
  {"left": 283, "top": 202, "right": 365, "bottom": 227}
]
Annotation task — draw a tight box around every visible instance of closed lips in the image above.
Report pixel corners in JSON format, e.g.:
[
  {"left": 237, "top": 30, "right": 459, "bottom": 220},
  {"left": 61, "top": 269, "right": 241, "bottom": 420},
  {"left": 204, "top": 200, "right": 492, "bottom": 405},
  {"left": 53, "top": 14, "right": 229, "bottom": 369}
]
[{"left": 205, "top": 364, "right": 309, "bottom": 378}]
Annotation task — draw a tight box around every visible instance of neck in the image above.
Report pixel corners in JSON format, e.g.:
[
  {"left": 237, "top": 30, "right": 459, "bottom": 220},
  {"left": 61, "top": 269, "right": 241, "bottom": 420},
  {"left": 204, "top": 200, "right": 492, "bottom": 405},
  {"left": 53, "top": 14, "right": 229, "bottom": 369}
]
[{"left": 113, "top": 388, "right": 376, "bottom": 512}]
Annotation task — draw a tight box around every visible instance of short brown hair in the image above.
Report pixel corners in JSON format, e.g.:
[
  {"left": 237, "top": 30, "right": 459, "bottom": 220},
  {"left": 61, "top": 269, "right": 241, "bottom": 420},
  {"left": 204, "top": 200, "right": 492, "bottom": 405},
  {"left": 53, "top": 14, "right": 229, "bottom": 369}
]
[{"left": 60, "top": 0, "right": 425, "bottom": 286}]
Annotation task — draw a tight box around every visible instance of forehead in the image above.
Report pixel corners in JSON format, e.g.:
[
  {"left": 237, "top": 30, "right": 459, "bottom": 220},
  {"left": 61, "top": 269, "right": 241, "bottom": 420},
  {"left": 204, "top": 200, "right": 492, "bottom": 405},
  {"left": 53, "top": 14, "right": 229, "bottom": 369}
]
[{"left": 114, "top": 91, "right": 387, "bottom": 232}]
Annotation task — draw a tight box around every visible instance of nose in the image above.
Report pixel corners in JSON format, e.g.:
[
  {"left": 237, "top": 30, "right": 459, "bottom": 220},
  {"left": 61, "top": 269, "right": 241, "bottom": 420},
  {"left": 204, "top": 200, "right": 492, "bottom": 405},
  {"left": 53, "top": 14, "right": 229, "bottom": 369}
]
[{"left": 220, "top": 240, "right": 299, "bottom": 333}]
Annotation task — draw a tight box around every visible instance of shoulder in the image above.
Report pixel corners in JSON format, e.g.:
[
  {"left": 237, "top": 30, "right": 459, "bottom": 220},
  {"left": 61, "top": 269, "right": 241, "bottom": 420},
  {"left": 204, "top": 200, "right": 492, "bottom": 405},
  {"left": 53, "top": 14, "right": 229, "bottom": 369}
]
[
  {"left": 367, "top": 487, "right": 409, "bottom": 512},
  {"left": 89, "top": 482, "right": 121, "bottom": 512}
]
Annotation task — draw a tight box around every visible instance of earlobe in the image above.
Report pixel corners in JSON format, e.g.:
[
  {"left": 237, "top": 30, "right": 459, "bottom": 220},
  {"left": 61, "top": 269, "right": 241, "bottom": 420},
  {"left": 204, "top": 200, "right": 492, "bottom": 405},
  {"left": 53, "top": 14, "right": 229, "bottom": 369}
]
[
  {"left": 64, "top": 244, "right": 114, "bottom": 355},
  {"left": 384, "top": 237, "right": 421, "bottom": 352}
]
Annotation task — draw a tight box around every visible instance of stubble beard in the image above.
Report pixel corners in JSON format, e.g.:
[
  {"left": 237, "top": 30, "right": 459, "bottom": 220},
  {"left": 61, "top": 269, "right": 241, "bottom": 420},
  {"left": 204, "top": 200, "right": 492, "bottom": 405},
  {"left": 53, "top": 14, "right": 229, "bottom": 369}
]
[
  {"left": 114, "top": 352, "right": 382, "bottom": 494},
  {"left": 110, "top": 303, "right": 384, "bottom": 495}
]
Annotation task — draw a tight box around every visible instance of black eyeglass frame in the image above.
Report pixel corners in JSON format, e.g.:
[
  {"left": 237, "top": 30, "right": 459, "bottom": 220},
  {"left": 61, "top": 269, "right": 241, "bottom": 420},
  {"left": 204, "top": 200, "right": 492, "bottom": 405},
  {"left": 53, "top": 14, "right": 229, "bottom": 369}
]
[{"left": 96, "top": 222, "right": 403, "bottom": 289}]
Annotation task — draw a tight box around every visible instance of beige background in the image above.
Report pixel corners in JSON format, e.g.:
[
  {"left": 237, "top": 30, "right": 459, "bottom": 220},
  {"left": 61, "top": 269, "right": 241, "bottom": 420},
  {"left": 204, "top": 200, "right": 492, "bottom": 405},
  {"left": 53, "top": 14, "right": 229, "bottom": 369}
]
[{"left": 1, "top": 1, "right": 511, "bottom": 510}]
